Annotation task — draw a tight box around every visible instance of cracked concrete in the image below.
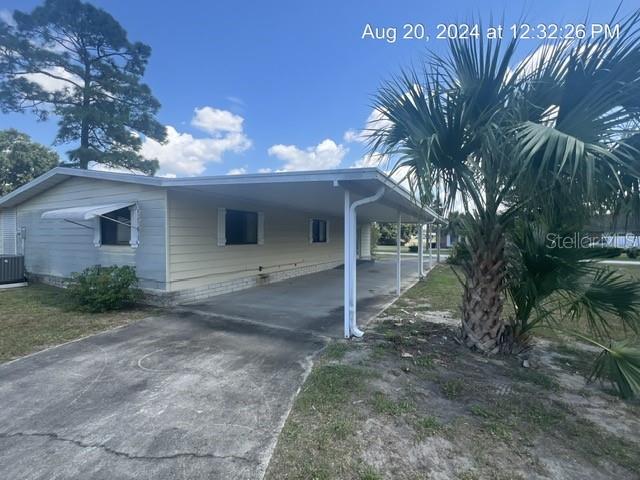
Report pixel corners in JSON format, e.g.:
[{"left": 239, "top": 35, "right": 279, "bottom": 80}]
[
  {"left": 0, "top": 312, "right": 324, "bottom": 480},
  {"left": 0, "top": 258, "right": 420, "bottom": 479},
  {"left": 0, "top": 431, "right": 257, "bottom": 463}
]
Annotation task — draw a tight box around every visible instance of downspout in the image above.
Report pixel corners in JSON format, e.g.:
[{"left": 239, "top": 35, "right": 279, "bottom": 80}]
[
  {"left": 348, "top": 186, "right": 385, "bottom": 337},
  {"left": 425, "top": 217, "right": 436, "bottom": 270}
]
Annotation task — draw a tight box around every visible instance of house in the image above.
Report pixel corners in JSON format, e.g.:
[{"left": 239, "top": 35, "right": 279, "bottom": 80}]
[{"left": 0, "top": 167, "right": 444, "bottom": 337}]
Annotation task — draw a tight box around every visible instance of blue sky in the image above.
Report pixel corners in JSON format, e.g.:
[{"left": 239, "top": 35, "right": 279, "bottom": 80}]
[{"left": 0, "top": 0, "right": 635, "bottom": 177}]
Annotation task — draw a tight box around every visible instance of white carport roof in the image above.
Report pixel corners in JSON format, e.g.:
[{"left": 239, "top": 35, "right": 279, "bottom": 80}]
[{"left": 0, "top": 167, "right": 446, "bottom": 224}]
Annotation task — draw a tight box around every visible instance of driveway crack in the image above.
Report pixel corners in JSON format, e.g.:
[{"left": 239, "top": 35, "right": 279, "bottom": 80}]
[{"left": 0, "top": 431, "right": 257, "bottom": 464}]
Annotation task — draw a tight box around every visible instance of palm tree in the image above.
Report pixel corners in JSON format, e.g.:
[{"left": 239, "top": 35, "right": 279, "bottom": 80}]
[
  {"left": 369, "top": 11, "right": 640, "bottom": 354},
  {"left": 504, "top": 216, "right": 640, "bottom": 397}
]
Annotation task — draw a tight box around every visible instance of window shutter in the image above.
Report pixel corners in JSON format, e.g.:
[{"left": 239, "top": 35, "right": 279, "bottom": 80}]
[
  {"left": 129, "top": 205, "right": 140, "bottom": 248},
  {"left": 93, "top": 217, "right": 102, "bottom": 247},
  {"left": 326, "top": 220, "right": 330, "bottom": 243},
  {"left": 0, "top": 209, "right": 17, "bottom": 255},
  {"left": 309, "top": 219, "right": 314, "bottom": 243},
  {"left": 217, "top": 208, "right": 226, "bottom": 246},
  {"left": 257, "top": 212, "right": 264, "bottom": 245}
]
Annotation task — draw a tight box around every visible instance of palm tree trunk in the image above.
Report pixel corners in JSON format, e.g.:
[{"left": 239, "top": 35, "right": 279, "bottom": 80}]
[{"left": 460, "top": 221, "right": 506, "bottom": 354}]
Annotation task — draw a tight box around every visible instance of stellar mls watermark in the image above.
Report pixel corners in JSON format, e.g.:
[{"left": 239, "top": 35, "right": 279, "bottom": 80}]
[{"left": 546, "top": 233, "right": 640, "bottom": 249}]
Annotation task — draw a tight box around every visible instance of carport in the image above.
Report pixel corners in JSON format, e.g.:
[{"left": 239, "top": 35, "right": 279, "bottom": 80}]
[
  {"left": 166, "top": 168, "right": 446, "bottom": 338},
  {"left": 183, "top": 256, "right": 426, "bottom": 338}
]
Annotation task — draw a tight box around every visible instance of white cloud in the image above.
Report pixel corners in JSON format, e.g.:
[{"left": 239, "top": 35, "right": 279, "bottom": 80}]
[
  {"left": 257, "top": 168, "right": 273, "bottom": 174},
  {"left": 353, "top": 152, "right": 389, "bottom": 169},
  {"left": 227, "top": 167, "right": 247, "bottom": 175},
  {"left": 0, "top": 9, "right": 15, "bottom": 26},
  {"left": 191, "top": 106, "right": 244, "bottom": 134},
  {"left": 142, "top": 106, "right": 252, "bottom": 177},
  {"left": 343, "top": 129, "right": 361, "bottom": 143},
  {"left": 226, "top": 96, "right": 245, "bottom": 106},
  {"left": 90, "top": 163, "right": 144, "bottom": 175},
  {"left": 344, "top": 108, "right": 392, "bottom": 145},
  {"left": 267, "top": 139, "right": 347, "bottom": 171},
  {"left": 20, "top": 66, "right": 81, "bottom": 93}
]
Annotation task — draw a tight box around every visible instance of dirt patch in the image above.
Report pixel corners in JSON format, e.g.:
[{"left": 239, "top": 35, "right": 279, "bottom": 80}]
[{"left": 266, "top": 316, "right": 639, "bottom": 480}]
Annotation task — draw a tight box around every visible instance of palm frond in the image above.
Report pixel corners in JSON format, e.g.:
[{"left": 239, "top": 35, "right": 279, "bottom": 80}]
[{"left": 584, "top": 338, "right": 640, "bottom": 399}]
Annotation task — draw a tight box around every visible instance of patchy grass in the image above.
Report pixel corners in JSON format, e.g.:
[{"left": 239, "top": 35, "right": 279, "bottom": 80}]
[
  {"left": 266, "top": 266, "right": 640, "bottom": 480},
  {"left": 324, "top": 342, "right": 350, "bottom": 360},
  {"left": 370, "top": 391, "right": 415, "bottom": 416},
  {"left": 0, "top": 284, "right": 156, "bottom": 363},
  {"left": 511, "top": 367, "right": 560, "bottom": 391},
  {"left": 389, "top": 263, "right": 463, "bottom": 314},
  {"left": 414, "top": 415, "right": 442, "bottom": 439}
]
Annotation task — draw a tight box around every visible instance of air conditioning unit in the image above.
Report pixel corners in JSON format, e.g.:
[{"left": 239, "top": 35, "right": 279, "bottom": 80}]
[{"left": 0, "top": 255, "right": 25, "bottom": 285}]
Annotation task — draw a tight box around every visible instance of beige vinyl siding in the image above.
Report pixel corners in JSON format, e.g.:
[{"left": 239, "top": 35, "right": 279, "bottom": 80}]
[
  {"left": 16, "top": 177, "right": 167, "bottom": 289},
  {"left": 167, "top": 189, "right": 344, "bottom": 291}
]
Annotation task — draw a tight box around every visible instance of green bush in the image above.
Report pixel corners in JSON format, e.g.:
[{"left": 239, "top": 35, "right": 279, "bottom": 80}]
[
  {"left": 68, "top": 265, "right": 142, "bottom": 312},
  {"left": 446, "top": 241, "right": 469, "bottom": 265},
  {"left": 627, "top": 248, "right": 639, "bottom": 259}
]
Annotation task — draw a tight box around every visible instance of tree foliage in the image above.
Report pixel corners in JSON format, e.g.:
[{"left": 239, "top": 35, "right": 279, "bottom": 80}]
[
  {"left": 370, "top": 10, "right": 640, "bottom": 356},
  {"left": 0, "top": 128, "right": 58, "bottom": 195},
  {"left": 369, "top": 9, "right": 640, "bottom": 396},
  {"left": 0, "top": 0, "right": 166, "bottom": 174}
]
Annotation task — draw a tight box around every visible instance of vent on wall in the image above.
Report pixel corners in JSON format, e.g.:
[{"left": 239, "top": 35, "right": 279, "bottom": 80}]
[{"left": 0, "top": 209, "right": 18, "bottom": 255}]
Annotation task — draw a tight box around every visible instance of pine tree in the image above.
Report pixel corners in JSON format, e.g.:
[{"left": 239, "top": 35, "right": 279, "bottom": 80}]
[{"left": 0, "top": 0, "right": 166, "bottom": 174}]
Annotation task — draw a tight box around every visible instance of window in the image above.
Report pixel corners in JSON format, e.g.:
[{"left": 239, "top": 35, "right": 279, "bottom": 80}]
[
  {"left": 311, "top": 219, "right": 327, "bottom": 243},
  {"left": 226, "top": 209, "right": 258, "bottom": 245},
  {"left": 100, "top": 207, "right": 131, "bottom": 246}
]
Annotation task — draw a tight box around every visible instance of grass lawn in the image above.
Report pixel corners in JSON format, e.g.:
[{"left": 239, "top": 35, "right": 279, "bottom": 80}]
[
  {"left": 0, "top": 284, "right": 157, "bottom": 363},
  {"left": 266, "top": 264, "right": 640, "bottom": 480}
]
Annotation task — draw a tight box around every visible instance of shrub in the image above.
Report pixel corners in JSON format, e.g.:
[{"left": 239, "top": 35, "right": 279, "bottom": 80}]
[
  {"left": 627, "top": 248, "right": 639, "bottom": 259},
  {"left": 68, "top": 265, "right": 142, "bottom": 312},
  {"left": 446, "top": 241, "right": 469, "bottom": 265}
]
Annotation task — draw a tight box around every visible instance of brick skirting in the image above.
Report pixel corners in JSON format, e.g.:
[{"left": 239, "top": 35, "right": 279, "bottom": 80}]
[{"left": 26, "top": 260, "right": 344, "bottom": 307}]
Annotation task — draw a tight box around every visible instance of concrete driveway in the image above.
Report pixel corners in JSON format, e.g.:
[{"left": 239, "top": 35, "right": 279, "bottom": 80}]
[{"left": 0, "top": 257, "right": 423, "bottom": 479}]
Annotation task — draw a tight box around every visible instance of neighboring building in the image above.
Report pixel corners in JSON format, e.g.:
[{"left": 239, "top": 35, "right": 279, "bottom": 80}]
[{"left": 0, "top": 167, "right": 442, "bottom": 308}]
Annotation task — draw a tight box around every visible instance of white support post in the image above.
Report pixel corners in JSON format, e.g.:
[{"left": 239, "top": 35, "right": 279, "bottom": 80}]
[
  {"left": 396, "top": 213, "right": 401, "bottom": 296},
  {"left": 343, "top": 190, "right": 351, "bottom": 338},
  {"left": 418, "top": 223, "right": 424, "bottom": 278},
  {"left": 428, "top": 223, "right": 433, "bottom": 268},
  {"left": 437, "top": 225, "right": 441, "bottom": 263},
  {"left": 351, "top": 211, "right": 358, "bottom": 331}
]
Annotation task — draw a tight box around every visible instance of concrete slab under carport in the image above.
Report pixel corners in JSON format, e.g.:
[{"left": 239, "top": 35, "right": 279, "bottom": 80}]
[{"left": 182, "top": 256, "right": 425, "bottom": 338}]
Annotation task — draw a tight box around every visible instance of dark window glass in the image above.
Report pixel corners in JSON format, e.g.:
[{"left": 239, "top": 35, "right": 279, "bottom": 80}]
[
  {"left": 312, "top": 219, "right": 327, "bottom": 243},
  {"left": 226, "top": 210, "right": 258, "bottom": 245},
  {"left": 100, "top": 207, "right": 131, "bottom": 246}
]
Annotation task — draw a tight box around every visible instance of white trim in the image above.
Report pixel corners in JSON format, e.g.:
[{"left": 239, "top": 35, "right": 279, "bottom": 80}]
[
  {"left": 257, "top": 212, "right": 264, "bottom": 245},
  {"left": 129, "top": 205, "right": 140, "bottom": 248},
  {"left": 217, "top": 207, "right": 226, "bottom": 246},
  {"left": 93, "top": 217, "right": 101, "bottom": 247},
  {"left": 0, "top": 166, "right": 447, "bottom": 225},
  {"left": 0, "top": 282, "right": 28, "bottom": 289}
]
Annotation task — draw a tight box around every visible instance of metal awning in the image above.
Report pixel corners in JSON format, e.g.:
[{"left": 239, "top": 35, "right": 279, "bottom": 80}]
[{"left": 41, "top": 203, "right": 135, "bottom": 221}]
